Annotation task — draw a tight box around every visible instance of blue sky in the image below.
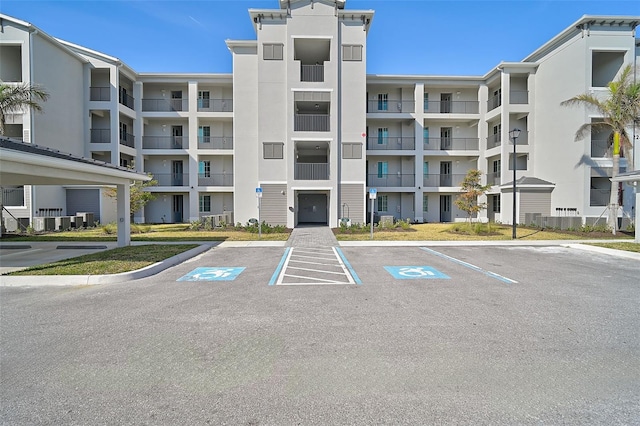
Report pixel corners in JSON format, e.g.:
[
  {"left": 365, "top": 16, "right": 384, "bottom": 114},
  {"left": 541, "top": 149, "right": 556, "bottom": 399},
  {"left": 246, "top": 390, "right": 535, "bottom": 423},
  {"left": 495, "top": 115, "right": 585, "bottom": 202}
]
[{"left": 1, "top": 0, "right": 638, "bottom": 76}]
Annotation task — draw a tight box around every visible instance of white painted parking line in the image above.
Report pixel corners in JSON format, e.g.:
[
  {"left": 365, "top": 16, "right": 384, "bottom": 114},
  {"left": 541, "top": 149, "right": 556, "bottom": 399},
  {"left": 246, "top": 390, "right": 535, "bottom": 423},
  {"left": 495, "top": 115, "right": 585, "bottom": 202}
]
[
  {"left": 274, "top": 247, "right": 357, "bottom": 286},
  {"left": 420, "top": 247, "right": 518, "bottom": 284}
]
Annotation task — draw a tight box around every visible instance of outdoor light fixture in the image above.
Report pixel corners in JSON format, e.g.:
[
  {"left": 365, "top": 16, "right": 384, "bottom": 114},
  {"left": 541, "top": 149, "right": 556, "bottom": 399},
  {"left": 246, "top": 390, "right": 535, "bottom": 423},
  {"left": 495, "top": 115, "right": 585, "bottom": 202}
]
[{"left": 509, "top": 128, "right": 521, "bottom": 239}]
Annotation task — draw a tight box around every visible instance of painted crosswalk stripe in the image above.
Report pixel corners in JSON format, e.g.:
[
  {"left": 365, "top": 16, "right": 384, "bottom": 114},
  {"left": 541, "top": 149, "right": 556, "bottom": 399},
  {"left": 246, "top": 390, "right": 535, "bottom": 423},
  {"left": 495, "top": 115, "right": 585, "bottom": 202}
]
[{"left": 271, "top": 247, "right": 360, "bottom": 286}]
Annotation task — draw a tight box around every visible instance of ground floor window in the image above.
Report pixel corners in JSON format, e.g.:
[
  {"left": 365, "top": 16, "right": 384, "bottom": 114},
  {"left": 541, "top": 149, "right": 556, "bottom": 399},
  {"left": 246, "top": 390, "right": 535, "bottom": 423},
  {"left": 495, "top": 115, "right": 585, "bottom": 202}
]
[
  {"left": 199, "top": 195, "right": 211, "bottom": 212},
  {"left": 492, "top": 194, "right": 501, "bottom": 213},
  {"left": 422, "top": 194, "right": 428, "bottom": 212},
  {"left": 377, "top": 194, "right": 388, "bottom": 212}
]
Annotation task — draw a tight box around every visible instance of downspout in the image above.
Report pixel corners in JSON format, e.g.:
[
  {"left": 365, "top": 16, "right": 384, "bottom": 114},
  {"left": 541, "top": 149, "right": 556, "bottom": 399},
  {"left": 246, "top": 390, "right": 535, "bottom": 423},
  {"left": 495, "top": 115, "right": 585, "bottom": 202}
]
[
  {"left": 29, "top": 28, "right": 36, "bottom": 223},
  {"left": 336, "top": 12, "right": 342, "bottom": 224}
]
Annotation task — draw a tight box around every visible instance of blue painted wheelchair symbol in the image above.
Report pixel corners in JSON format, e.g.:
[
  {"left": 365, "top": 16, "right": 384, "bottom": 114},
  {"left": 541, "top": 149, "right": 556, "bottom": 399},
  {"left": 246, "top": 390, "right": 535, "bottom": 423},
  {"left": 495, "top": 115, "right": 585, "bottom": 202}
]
[
  {"left": 384, "top": 266, "right": 450, "bottom": 280},
  {"left": 178, "top": 267, "right": 245, "bottom": 282}
]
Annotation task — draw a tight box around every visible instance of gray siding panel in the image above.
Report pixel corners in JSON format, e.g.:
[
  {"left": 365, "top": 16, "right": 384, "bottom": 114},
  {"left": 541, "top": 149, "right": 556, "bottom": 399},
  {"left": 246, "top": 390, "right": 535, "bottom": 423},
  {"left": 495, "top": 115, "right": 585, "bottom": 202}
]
[
  {"left": 519, "top": 191, "right": 551, "bottom": 224},
  {"left": 66, "top": 189, "right": 101, "bottom": 222},
  {"left": 340, "top": 183, "right": 365, "bottom": 224},
  {"left": 261, "top": 184, "right": 287, "bottom": 225}
]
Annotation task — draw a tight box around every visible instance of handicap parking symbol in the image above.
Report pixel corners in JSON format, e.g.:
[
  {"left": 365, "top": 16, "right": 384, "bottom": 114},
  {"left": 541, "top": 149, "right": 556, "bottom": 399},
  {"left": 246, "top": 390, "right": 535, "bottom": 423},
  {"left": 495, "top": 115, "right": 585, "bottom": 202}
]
[
  {"left": 178, "top": 267, "right": 245, "bottom": 282},
  {"left": 384, "top": 266, "right": 450, "bottom": 280}
]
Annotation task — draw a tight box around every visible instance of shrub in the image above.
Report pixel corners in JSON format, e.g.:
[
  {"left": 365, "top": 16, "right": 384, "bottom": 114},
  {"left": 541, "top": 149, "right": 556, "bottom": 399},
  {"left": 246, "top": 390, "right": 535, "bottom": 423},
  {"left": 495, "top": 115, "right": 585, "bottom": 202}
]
[{"left": 100, "top": 222, "right": 116, "bottom": 235}]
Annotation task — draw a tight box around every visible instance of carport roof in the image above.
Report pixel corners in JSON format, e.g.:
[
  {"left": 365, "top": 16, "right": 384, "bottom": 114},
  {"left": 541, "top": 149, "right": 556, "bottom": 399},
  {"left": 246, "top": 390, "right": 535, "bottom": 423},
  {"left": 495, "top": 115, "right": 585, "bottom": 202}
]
[
  {"left": 613, "top": 170, "right": 640, "bottom": 183},
  {"left": 0, "top": 137, "right": 149, "bottom": 186}
]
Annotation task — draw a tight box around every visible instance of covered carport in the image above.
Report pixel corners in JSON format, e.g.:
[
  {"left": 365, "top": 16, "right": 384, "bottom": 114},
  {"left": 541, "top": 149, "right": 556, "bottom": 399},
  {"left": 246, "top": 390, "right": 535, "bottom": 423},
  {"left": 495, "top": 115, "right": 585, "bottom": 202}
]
[
  {"left": 0, "top": 137, "right": 150, "bottom": 247},
  {"left": 613, "top": 170, "right": 640, "bottom": 243}
]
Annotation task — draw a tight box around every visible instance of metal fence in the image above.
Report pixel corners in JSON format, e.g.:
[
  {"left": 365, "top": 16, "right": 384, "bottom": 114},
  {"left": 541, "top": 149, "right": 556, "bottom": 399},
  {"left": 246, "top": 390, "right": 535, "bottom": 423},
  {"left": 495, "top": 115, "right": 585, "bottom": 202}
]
[
  {"left": 198, "top": 174, "right": 234, "bottom": 186},
  {"left": 422, "top": 174, "right": 467, "bottom": 187},
  {"left": 197, "top": 99, "right": 233, "bottom": 112},
  {"left": 590, "top": 189, "right": 610, "bottom": 206},
  {"left": 295, "top": 163, "right": 329, "bottom": 180},
  {"left": 142, "top": 136, "right": 186, "bottom": 149},
  {"left": 90, "top": 129, "right": 110, "bottom": 144},
  {"left": 367, "top": 137, "right": 415, "bottom": 150},
  {"left": 119, "top": 93, "right": 134, "bottom": 109},
  {"left": 2, "top": 187, "right": 25, "bottom": 206},
  {"left": 301, "top": 65, "right": 324, "bottom": 82},
  {"left": 367, "top": 100, "right": 415, "bottom": 113},
  {"left": 119, "top": 133, "right": 135, "bottom": 148},
  {"left": 198, "top": 136, "right": 234, "bottom": 149},
  {"left": 424, "top": 101, "right": 479, "bottom": 114},
  {"left": 424, "top": 137, "right": 479, "bottom": 150},
  {"left": 367, "top": 174, "right": 415, "bottom": 187},
  {"left": 294, "top": 114, "right": 330, "bottom": 131},
  {"left": 153, "top": 173, "right": 188, "bottom": 186},
  {"left": 90, "top": 87, "right": 110, "bottom": 101},
  {"left": 510, "top": 91, "right": 528, "bottom": 104},
  {"left": 142, "top": 98, "right": 189, "bottom": 112}
]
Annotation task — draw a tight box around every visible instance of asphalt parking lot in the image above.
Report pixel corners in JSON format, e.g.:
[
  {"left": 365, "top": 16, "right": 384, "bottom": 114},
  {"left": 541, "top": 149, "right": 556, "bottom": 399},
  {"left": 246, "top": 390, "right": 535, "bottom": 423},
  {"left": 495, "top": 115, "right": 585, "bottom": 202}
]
[{"left": 1, "top": 245, "right": 639, "bottom": 424}]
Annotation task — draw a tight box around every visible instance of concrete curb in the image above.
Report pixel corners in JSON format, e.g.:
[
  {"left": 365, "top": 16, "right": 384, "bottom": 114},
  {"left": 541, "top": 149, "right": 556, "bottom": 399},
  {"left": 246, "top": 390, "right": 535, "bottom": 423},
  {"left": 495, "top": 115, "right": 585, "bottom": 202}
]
[
  {"left": 562, "top": 243, "right": 640, "bottom": 261},
  {"left": 336, "top": 239, "right": 633, "bottom": 247},
  {"left": 0, "top": 244, "right": 212, "bottom": 287}
]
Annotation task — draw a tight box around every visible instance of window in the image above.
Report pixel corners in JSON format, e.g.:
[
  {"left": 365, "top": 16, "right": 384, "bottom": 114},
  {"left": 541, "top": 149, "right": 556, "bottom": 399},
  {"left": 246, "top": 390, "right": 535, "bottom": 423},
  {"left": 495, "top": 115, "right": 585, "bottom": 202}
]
[
  {"left": 342, "top": 44, "right": 362, "bottom": 61},
  {"left": 263, "top": 43, "right": 284, "bottom": 60},
  {"left": 492, "top": 194, "right": 501, "bottom": 213},
  {"left": 493, "top": 123, "right": 501, "bottom": 135},
  {"left": 198, "top": 91, "right": 210, "bottom": 109},
  {"left": 2, "top": 186, "right": 25, "bottom": 207},
  {"left": 377, "top": 128, "right": 388, "bottom": 145},
  {"left": 263, "top": 142, "right": 284, "bottom": 159},
  {"left": 199, "top": 195, "right": 211, "bottom": 213},
  {"left": 198, "top": 126, "right": 211, "bottom": 144},
  {"left": 342, "top": 143, "right": 362, "bottom": 159},
  {"left": 492, "top": 159, "right": 501, "bottom": 174},
  {"left": 377, "top": 195, "right": 388, "bottom": 212},
  {"left": 198, "top": 160, "right": 211, "bottom": 178},
  {"left": 119, "top": 122, "right": 127, "bottom": 140},
  {"left": 423, "top": 127, "right": 430, "bottom": 145},
  {"left": 423, "top": 194, "right": 429, "bottom": 212},
  {"left": 377, "top": 93, "right": 388, "bottom": 111},
  {"left": 423, "top": 93, "right": 429, "bottom": 111},
  {"left": 377, "top": 161, "right": 388, "bottom": 178},
  {"left": 423, "top": 161, "right": 429, "bottom": 176}
]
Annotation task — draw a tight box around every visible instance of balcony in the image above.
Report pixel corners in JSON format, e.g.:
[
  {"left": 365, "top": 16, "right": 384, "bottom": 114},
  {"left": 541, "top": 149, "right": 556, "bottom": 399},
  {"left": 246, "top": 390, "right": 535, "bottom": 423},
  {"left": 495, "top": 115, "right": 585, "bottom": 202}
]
[
  {"left": 486, "top": 172, "right": 501, "bottom": 186},
  {"left": 367, "top": 137, "right": 415, "bottom": 150},
  {"left": 367, "top": 100, "right": 415, "bottom": 113},
  {"left": 119, "top": 132, "right": 135, "bottom": 148},
  {"left": 197, "top": 99, "right": 233, "bottom": 112},
  {"left": 424, "top": 101, "right": 479, "bottom": 114},
  {"left": 510, "top": 91, "right": 528, "bottom": 104},
  {"left": 590, "top": 189, "right": 610, "bottom": 206},
  {"left": 142, "top": 136, "right": 186, "bottom": 149},
  {"left": 90, "top": 129, "right": 110, "bottom": 144},
  {"left": 198, "top": 136, "right": 233, "bottom": 150},
  {"left": 423, "top": 174, "right": 467, "bottom": 187},
  {"left": 424, "top": 137, "right": 479, "bottom": 151},
  {"left": 591, "top": 138, "right": 610, "bottom": 157},
  {"left": 295, "top": 163, "right": 329, "bottom": 180},
  {"left": 367, "top": 174, "right": 415, "bottom": 187},
  {"left": 487, "top": 133, "right": 501, "bottom": 149},
  {"left": 301, "top": 65, "right": 324, "bottom": 82},
  {"left": 154, "top": 173, "right": 188, "bottom": 186},
  {"left": 119, "top": 93, "right": 134, "bottom": 109},
  {"left": 488, "top": 94, "right": 501, "bottom": 111},
  {"left": 198, "top": 174, "right": 234, "bottom": 187},
  {"left": 90, "top": 87, "right": 110, "bottom": 101},
  {"left": 142, "top": 98, "right": 188, "bottom": 112},
  {"left": 294, "top": 114, "right": 330, "bottom": 132}
]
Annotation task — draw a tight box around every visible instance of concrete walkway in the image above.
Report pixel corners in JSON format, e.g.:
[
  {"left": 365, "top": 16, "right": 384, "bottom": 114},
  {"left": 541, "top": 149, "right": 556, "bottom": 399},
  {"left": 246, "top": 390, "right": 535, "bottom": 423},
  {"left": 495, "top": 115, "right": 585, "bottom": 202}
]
[{"left": 285, "top": 225, "right": 339, "bottom": 248}]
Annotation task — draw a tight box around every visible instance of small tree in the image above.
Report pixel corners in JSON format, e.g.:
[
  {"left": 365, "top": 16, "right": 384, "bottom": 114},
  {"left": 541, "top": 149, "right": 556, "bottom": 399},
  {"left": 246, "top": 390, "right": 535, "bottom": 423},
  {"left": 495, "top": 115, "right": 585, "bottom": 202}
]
[
  {"left": 0, "top": 83, "right": 50, "bottom": 135},
  {"left": 105, "top": 175, "right": 158, "bottom": 219},
  {"left": 454, "top": 169, "right": 492, "bottom": 223}
]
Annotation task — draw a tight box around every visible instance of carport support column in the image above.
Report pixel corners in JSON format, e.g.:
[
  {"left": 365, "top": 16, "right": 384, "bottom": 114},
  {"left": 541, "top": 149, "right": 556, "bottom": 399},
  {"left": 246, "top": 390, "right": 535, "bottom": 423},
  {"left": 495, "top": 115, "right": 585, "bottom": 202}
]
[{"left": 116, "top": 183, "right": 131, "bottom": 247}]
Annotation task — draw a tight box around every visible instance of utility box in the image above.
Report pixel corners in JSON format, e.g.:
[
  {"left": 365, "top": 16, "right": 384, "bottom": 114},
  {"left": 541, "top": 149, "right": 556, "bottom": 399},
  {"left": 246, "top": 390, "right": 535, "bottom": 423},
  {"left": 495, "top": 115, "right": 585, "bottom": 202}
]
[
  {"left": 380, "top": 215, "right": 394, "bottom": 227},
  {"left": 340, "top": 217, "right": 351, "bottom": 227},
  {"left": 55, "top": 216, "right": 71, "bottom": 231},
  {"left": 70, "top": 216, "right": 84, "bottom": 228},
  {"left": 4, "top": 217, "right": 30, "bottom": 232},
  {"left": 77, "top": 212, "right": 95, "bottom": 227}
]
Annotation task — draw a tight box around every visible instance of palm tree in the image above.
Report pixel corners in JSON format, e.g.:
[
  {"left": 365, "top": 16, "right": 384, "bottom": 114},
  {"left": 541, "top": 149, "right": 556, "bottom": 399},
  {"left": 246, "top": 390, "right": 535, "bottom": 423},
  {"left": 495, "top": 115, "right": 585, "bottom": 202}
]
[
  {"left": 561, "top": 64, "right": 640, "bottom": 234},
  {"left": 0, "top": 83, "right": 50, "bottom": 136}
]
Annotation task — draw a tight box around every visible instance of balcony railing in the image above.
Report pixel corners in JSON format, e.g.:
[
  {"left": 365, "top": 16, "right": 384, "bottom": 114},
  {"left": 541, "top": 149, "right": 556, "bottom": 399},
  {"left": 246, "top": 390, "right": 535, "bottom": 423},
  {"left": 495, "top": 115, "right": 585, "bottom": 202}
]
[
  {"left": 423, "top": 174, "right": 467, "bottom": 187},
  {"left": 487, "top": 133, "right": 501, "bottom": 149},
  {"left": 90, "top": 87, "right": 110, "bottom": 101},
  {"left": 2, "top": 187, "right": 25, "bottom": 206},
  {"left": 198, "top": 136, "right": 233, "bottom": 149},
  {"left": 424, "top": 101, "right": 479, "bottom": 114},
  {"left": 590, "top": 189, "right": 610, "bottom": 206},
  {"left": 141, "top": 98, "right": 188, "bottom": 112},
  {"left": 197, "top": 99, "right": 233, "bottom": 112},
  {"left": 591, "top": 138, "right": 610, "bottom": 157},
  {"left": 367, "top": 100, "right": 415, "bottom": 113},
  {"left": 488, "top": 94, "right": 501, "bottom": 111},
  {"left": 510, "top": 90, "right": 528, "bottom": 104},
  {"left": 142, "top": 136, "right": 186, "bottom": 149},
  {"left": 90, "top": 129, "right": 110, "bottom": 144},
  {"left": 119, "top": 93, "right": 134, "bottom": 109},
  {"left": 424, "top": 137, "right": 479, "bottom": 150},
  {"left": 486, "top": 172, "right": 501, "bottom": 186},
  {"left": 367, "top": 174, "right": 415, "bottom": 187},
  {"left": 301, "top": 65, "right": 324, "bottom": 82},
  {"left": 367, "top": 137, "right": 415, "bottom": 150},
  {"left": 295, "top": 163, "right": 329, "bottom": 180},
  {"left": 119, "top": 132, "right": 135, "bottom": 148},
  {"left": 294, "top": 114, "right": 330, "bottom": 132},
  {"left": 153, "top": 173, "right": 188, "bottom": 186},
  {"left": 198, "top": 174, "right": 234, "bottom": 186}
]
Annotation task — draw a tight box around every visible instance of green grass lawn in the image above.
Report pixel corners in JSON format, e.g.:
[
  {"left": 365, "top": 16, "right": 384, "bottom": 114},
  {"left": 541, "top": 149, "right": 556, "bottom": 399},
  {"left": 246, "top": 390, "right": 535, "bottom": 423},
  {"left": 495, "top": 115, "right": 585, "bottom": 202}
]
[
  {"left": 8, "top": 244, "right": 200, "bottom": 276},
  {"left": 586, "top": 242, "right": 640, "bottom": 253}
]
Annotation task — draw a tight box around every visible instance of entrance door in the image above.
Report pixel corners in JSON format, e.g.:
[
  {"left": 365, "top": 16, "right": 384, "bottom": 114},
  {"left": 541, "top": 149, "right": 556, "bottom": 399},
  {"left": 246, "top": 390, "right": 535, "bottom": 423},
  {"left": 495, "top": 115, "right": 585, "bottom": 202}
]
[
  {"left": 172, "top": 126, "right": 183, "bottom": 149},
  {"left": 440, "top": 161, "right": 452, "bottom": 186},
  {"left": 171, "top": 90, "right": 182, "bottom": 111},
  {"left": 171, "top": 160, "right": 183, "bottom": 186},
  {"left": 440, "top": 93, "right": 452, "bottom": 113},
  {"left": 440, "top": 195, "right": 451, "bottom": 222},
  {"left": 172, "top": 195, "right": 183, "bottom": 223},
  {"left": 297, "top": 194, "right": 328, "bottom": 224},
  {"left": 440, "top": 127, "right": 452, "bottom": 150}
]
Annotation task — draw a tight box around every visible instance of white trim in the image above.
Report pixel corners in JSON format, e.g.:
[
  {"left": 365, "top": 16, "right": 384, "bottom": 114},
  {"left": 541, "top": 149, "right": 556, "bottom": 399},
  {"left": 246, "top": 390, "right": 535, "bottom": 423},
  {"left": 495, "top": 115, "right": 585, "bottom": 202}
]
[
  {"left": 291, "top": 35, "right": 333, "bottom": 39},
  {"left": 291, "top": 88, "right": 333, "bottom": 92},
  {"left": 292, "top": 138, "right": 334, "bottom": 141},
  {"left": 291, "top": 187, "right": 333, "bottom": 191}
]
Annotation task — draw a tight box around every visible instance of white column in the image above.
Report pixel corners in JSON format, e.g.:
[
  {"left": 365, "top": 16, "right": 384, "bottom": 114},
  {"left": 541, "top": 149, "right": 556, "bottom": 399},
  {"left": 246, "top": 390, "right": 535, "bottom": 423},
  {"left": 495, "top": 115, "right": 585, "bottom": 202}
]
[
  {"left": 635, "top": 191, "right": 640, "bottom": 243},
  {"left": 116, "top": 183, "right": 131, "bottom": 247},
  {"left": 414, "top": 83, "right": 424, "bottom": 222}
]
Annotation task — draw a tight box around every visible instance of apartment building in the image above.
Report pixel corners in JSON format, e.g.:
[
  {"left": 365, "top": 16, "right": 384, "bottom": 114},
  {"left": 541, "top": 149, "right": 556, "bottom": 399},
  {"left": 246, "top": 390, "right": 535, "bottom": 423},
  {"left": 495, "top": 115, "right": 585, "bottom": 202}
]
[{"left": 1, "top": 1, "right": 638, "bottom": 229}]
